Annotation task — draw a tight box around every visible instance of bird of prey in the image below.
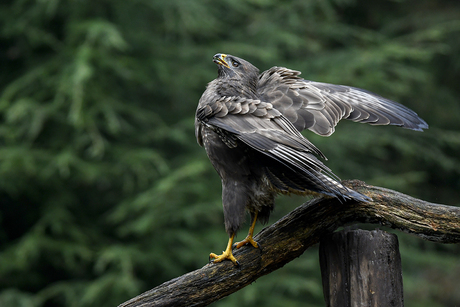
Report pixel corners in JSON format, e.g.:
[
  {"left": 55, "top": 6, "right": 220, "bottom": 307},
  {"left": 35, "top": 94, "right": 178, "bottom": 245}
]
[{"left": 195, "top": 53, "right": 428, "bottom": 265}]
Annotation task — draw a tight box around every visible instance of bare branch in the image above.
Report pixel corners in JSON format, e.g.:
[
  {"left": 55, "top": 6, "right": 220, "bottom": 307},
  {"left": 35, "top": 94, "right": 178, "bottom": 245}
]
[{"left": 118, "top": 180, "right": 460, "bottom": 307}]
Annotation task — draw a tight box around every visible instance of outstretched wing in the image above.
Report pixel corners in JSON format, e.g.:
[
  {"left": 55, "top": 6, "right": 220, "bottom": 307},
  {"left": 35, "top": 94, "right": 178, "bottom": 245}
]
[
  {"left": 258, "top": 67, "right": 428, "bottom": 136},
  {"left": 196, "top": 96, "right": 368, "bottom": 201}
]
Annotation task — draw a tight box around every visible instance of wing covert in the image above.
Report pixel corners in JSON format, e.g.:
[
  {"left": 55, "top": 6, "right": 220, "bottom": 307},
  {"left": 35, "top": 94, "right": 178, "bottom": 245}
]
[{"left": 196, "top": 96, "right": 325, "bottom": 158}]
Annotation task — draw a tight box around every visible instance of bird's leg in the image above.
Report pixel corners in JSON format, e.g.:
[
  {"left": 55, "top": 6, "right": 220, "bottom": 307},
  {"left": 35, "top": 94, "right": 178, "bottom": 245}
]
[
  {"left": 235, "top": 212, "right": 259, "bottom": 249},
  {"left": 209, "top": 233, "right": 239, "bottom": 265}
]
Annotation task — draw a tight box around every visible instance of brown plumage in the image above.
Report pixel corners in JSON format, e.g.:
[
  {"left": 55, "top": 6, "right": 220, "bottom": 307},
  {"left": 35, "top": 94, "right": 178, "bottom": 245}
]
[{"left": 195, "top": 53, "right": 428, "bottom": 265}]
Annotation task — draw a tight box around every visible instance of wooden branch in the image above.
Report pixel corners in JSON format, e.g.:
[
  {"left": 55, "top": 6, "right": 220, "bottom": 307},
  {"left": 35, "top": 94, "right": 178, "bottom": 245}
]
[{"left": 118, "top": 180, "right": 460, "bottom": 307}]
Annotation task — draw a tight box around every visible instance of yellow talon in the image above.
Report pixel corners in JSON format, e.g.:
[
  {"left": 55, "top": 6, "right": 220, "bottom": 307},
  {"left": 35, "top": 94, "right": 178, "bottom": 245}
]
[
  {"left": 209, "top": 234, "right": 239, "bottom": 265},
  {"left": 235, "top": 212, "right": 259, "bottom": 249},
  {"left": 210, "top": 212, "right": 260, "bottom": 265},
  {"left": 235, "top": 234, "right": 258, "bottom": 249}
]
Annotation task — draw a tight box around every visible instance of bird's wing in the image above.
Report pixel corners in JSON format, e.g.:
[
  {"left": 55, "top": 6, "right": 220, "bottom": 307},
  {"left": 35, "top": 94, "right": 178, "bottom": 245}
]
[
  {"left": 258, "top": 67, "right": 428, "bottom": 136},
  {"left": 196, "top": 96, "right": 367, "bottom": 201},
  {"left": 196, "top": 96, "right": 323, "bottom": 156}
]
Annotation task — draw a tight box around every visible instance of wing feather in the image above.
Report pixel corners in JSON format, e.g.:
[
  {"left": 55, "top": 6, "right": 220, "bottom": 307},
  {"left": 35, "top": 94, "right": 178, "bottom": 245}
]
[
  {"left": 258, "top": 67, "right": 428, "bottom": 136},
  {"left": 197, "top": 95, "right": 368, "bottom": 201}
]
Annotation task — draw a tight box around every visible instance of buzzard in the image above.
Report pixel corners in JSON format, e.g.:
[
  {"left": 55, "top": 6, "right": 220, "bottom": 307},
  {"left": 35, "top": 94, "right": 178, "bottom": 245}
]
[{"left": 195, "top": 53, "right": 428, "bottom": 265}]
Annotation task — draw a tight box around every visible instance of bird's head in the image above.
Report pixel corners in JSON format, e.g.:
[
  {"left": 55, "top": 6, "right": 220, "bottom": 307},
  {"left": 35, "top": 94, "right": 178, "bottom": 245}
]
[{"left": 213, "top": 53, "right": 259, "bottom": 93}]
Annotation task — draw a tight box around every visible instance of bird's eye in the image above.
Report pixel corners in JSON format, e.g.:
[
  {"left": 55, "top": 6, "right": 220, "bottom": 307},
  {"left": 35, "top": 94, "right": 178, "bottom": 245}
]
[{"left": 232, "top": 60, "right": 239, "bottom": 67}]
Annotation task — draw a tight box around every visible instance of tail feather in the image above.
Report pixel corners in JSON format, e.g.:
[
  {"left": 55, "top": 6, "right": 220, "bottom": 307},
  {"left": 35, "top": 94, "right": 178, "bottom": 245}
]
[{"left": 264, "top": 163, "right": 370, "bottom": 203}]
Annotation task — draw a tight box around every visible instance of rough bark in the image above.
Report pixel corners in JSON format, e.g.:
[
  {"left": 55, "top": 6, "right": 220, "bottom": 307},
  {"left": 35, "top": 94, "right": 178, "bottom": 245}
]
[
  {"left": 319, "top": 229, "right": 404, "bottom": 307},
  {"left": 118, "top": 180, "right": 460, "bottom": 307}
]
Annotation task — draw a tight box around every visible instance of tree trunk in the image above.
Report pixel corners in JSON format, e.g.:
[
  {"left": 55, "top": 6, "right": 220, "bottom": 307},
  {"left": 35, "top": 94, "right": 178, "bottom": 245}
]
[{"left": 320, "top": 228, "right": 404, "bottom": 307}]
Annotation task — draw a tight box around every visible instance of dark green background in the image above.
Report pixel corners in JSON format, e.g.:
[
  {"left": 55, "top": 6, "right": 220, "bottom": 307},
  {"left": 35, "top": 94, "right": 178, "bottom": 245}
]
[{"left": 0, "top": 0, "right": 459, "bottom": 306}]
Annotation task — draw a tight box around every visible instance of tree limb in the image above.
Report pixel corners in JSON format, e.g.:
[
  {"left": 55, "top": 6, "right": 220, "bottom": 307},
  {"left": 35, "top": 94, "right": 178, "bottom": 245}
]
[{"left": 118, "top": 180, "right": 460, "bottom": 307}]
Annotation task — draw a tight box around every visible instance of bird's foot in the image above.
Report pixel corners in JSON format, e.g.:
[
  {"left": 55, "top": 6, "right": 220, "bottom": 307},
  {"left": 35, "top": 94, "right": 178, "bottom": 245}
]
[
  {"left": 209, "top": 250, "right": 239, "bottom": 266},
  {"left": 209, "top": 234, "right": 239, "bottom": 266},
  {"left": 234, "top": 235, "right": 259, "bottom": 249}
]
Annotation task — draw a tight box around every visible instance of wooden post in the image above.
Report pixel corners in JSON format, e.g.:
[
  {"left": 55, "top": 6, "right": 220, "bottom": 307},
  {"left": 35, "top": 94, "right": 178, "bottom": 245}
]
[{"left": 319, "top": 229, "right": 404, "bottom": 307}]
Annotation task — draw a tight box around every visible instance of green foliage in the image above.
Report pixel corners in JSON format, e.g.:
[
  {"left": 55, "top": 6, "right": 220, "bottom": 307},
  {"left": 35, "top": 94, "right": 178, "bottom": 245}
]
[{"left": 0, "top": 0, "right": 459, "bottom": 306}]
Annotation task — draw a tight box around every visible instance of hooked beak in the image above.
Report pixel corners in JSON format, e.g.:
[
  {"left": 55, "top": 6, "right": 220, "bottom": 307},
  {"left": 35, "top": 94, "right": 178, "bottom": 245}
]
[{"left": 213, "top": 53, "right": 230, "bottom": 68}]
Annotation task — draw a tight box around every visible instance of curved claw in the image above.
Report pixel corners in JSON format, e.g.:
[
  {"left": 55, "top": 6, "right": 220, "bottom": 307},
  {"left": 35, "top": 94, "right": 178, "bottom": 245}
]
[
  {"left": 209, "top": 251, "right": 239, "bottom": 266},
  {"left": 209, "top": 234, "right": 239, "bottom": 266},
  {"left": 235, "top": 212, "right": 260, "bottom": 249},
  {"left": 234, "top": 235, "right": 259, "bottom": 249}
]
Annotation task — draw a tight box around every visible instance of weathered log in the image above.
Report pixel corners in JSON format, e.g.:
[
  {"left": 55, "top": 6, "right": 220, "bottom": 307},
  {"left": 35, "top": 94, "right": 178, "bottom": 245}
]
[
  {"left": 319, "top": 229, "right": 404, "bottom": 307},
  {"left": 118, "top": 180, "right": 460, "bottom": 307}
]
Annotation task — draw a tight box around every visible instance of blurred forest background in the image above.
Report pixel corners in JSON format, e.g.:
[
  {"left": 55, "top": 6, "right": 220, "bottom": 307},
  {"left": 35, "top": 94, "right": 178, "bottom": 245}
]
[{"left": 0, "top": 0, "right": 459, "bottom": 306}]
